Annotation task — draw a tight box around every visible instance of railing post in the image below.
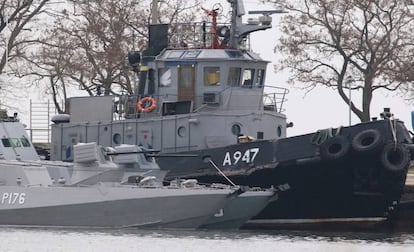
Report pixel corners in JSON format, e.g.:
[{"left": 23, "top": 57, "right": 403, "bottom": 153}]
[
  {"left": 47, "top": 100, "right": 50, "bottom": 143},
  {"left": 29, "top": 99, "right": 33, "bottom": 141}
]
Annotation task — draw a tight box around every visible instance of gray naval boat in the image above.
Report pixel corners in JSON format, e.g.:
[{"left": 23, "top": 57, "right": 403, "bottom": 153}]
[
  {"left": 0, "top": 109, "right": 276, "bottom": 229},
  {"left": 111, "top": 144, "right": 278, "bottom": 229}
]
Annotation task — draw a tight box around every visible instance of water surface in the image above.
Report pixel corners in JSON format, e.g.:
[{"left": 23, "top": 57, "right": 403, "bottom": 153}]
[{"left": 1, "top": 228, "right": 414, "bottom": 252}]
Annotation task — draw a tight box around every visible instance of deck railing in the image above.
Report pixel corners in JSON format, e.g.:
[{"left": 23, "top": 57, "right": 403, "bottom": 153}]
[
  {"left": 262, "top": 85, "right": 289, "bottom": 113},
  {"left": 168, "top": 22, "right": 250, "bottom": 50}
]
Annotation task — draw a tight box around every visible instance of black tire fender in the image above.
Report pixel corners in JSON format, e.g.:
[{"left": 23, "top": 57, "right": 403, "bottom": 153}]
[
  {"left": 380, "top": 143, "right": 411, "bottom": 173},
  {"left": 406, "top": 143, "right": 414, "bottom": 157},
  {"left": 351, "top": 129, "right": 383, "bottom": 153},
  {"left": 320, "top": 135, "right": 350, "bottom": 160}
]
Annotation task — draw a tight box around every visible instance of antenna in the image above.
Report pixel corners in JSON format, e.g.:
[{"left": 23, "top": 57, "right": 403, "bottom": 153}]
[
  {"left": 203, "top": 156, "right": 237, "bottom": 187},
  {"left": 236, "top": 0, "right": 245, "bottom": 16},
  {"left": 247, "top": 10, "right": 288, "bottom": 15},
  {"left": 151, "top": 0, "right": 159, "bottom": 24},
  {"left": 228, "top": 1, "right": 288, "bottom": 48},
  {"left": 247, "top": 10, "right": 288, "bottom": 25}
]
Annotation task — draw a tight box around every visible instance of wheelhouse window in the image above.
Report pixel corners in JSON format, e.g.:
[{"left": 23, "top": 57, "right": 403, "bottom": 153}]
[
  {"left": 1, "top": 139, "right": 11, "bottom": 147},
  {"left": 255, "top": 69, "right": 265, "bottom": 87},
  {"left": 1, "top": 138, "right": 23, "bottom": 147},
  {"left": 10, "top": 138, "right": 21, "bottom": 147},
  {"left": 159, "top": 68, "right": 172, "bottom": 87},
  {"left": 20, "top": 137, "right": 31, "bottom": 147},
  {"left": 203, "top": 67, "right": 220, "bottom": 86},
  {"left": 242, "top": 69, "right": 255, "bottom": 87},
  {"left": 228, "top": 67, "right": 241, "bottom": 86}
]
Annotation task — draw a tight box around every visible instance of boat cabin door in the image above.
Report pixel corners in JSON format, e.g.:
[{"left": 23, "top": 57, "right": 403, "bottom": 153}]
[{"left": 177, "top": 65, "right": 195, "bottom": 106}]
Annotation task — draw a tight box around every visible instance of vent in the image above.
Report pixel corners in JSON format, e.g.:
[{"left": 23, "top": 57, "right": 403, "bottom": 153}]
[{"left": 203, "top": 93, "right": 219, "bottom": 104}]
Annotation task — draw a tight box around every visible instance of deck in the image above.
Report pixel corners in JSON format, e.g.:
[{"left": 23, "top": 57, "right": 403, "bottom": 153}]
[{"left": 406, "top": 164, "right": 414, "bottom": 185}]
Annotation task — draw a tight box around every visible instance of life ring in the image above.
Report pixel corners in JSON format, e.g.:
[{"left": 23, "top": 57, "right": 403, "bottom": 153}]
[
  {"left": 380, "top": 143, "right": 411, "bottom": 173},
  {"left": 137, "top": 97, "right": 157, "bottom": 113},
  {"left": 319, "top": 135, "right": 350, "bottom": 160},
  {"left": 351, "top": 129, "right": 383, "bottom": 153}
]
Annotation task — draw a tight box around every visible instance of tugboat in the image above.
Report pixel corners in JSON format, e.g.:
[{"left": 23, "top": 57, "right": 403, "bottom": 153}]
[{"left": 48, "top": 0, "right": 414, "bottom": 228}]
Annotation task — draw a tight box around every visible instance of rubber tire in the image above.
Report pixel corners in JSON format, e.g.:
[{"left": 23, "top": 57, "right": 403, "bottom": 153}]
[
  {"left": 320, "top": 135, "right": 350, "bottom": 160},
  {"left": 351, "top": 129, "right": 383, "bottom": 153},
  {"left": 380, "top": 143, "right": 411, "bottom": 173}
]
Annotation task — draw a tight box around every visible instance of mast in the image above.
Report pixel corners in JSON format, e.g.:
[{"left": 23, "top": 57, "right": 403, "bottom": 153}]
[
  {"left": 227, "top": 0, "right": 287, "bottom": 49},
  {"left": 228, "top": 0, "right": 245, "bottom": 48},
  {"left": 202, "top": 7, "right": 220, "bottom": 49},
  {"left": 151, "top": 0, "right": 159, "bottom": 24}
]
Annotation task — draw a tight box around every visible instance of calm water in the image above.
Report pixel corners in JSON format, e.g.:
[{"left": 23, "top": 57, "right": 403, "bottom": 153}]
[{"left": 1, "top": 228, "right": 414, "bottom": 252}]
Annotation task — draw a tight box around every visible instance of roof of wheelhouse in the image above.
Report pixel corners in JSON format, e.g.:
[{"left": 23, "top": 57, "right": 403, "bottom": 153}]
[{"left": 156, "top": 48, "right": 267, "bottom": 62}]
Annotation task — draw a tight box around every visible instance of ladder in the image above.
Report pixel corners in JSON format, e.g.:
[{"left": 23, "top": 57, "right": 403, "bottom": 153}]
[{"left": 28, "top": 100, "right": 55, "bottom": 143}]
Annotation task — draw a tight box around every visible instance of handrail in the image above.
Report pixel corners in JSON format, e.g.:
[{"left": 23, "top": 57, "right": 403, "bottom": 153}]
[
  {"left": 119, "top": 84, "right": 289, "bottom": 119},
  {"left": 168, "top": 21, "right": 250, "bottom": 51},
  {"left": 262, "top": 85, "right": 289, "bottom": 113}
]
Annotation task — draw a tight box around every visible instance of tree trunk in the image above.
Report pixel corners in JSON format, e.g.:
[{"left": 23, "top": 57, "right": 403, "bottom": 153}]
[{"left": 361, "top": 78, "right": 373, "bottom": 122}]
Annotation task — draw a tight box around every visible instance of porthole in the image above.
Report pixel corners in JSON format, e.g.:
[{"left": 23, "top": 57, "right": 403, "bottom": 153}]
[
  {"left": 231, "top": 124, "right": 241, "bottom": 136},
  {"left": 113, "top": 133, "right": 121, "bottom": 144},
  {"left": 277, "top": 125, "right": 283, "bottom": 137},
  {"left": 178, "top": 126, "right": 186, "bottom": 137}
]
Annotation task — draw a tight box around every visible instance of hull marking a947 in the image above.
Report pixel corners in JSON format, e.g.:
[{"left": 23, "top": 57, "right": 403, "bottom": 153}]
[{"left": 222, "top": 148, "right": 260, "bottom": 166}]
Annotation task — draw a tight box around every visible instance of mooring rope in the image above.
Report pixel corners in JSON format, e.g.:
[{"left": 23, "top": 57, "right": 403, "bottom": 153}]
[
  {"left": 310, "top": 127, "right": 345, "bottom": 145},
  {"left": 389, "top": 117, "right": 398, "bottom": 149}
]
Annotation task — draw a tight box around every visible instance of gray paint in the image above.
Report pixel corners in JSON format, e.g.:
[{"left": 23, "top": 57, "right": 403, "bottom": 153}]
[{"left": 0, "top": 122, "right": 39, "bottom": 161}]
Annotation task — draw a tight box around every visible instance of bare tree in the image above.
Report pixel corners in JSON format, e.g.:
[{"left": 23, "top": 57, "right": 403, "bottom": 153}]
[
  {"left": 399, "top": 83, "right": 414, "bottom": 105},
  {"left": 158, "top": 0, "right": 204, "bottom": 24},
  {"left": 21, "top": 0, "right": 143, "bottom": 111},
  {"left": 0, "top": 0, "right": 53, "bottom": 100},
  {"left": 267, "top": 0, "right": 414, "bottom": 122},
  {"left": 19, "top": 0, "right": 205, "bottom": 112}
]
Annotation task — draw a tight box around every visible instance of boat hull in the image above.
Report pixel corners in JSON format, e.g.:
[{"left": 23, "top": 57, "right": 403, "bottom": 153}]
[
  {"left": 201, "top": 190, "right": 277, "bottom": 229},
  {"left": 158, "top": 119, "right": 413, "bottom": 225},
  {"left": 0, "top": 185, "right": 235, "bottom": 229}
]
